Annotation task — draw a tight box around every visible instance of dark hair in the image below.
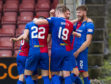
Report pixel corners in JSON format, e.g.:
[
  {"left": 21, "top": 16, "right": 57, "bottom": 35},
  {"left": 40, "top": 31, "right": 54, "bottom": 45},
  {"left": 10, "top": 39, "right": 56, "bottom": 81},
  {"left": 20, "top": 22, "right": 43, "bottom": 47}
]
[
  {"left": 56, "top": 4, "right": 69, "bottom": 13},
  {"left": 38, "top": 16, "right": 46, "bottom": 19},
  {"left": 76, "top": 5, "right": 88, "bottom": 11}
]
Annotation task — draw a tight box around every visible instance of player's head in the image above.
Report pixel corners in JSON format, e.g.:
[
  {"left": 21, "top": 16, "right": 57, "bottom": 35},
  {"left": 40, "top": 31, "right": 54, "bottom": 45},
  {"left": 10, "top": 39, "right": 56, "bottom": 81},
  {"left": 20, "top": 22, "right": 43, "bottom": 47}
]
[
  {"left": 55, "top": 4, "right": 68, "bottom": 17},
  {"left": 64, "top": 8, "right": 70, "bottom": 19},
  {"left": 76, "top": 5, "right": 88, "bottom": 21},
  {"left": 38, "top": 16, "right": 46, "bottom": 19}
]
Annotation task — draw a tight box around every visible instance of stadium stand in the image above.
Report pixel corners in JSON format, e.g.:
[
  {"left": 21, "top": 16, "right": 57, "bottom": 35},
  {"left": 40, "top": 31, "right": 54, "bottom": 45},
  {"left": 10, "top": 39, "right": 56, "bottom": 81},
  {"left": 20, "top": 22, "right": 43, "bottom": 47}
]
[
  {"left": 17, "top": 12, "right": 33, "bottom": 24},
  {"left": 0, "top": 0, "right": 58, "bottom": 57},
  {"left": 1, "top": 12, "right": 17, "bottom": 24},
  {"left": 19, "top": 0, "right": 35, "bottom": 12},
  {"left": 0, "top": 37, "right": 13, "bottom": 50},
  {"left": 3, "top": 0, "right": 19, "bottom": 12},
  {"left": 0, "top": 50, "right": 12, "bottom": 57},
  {"left": 16, "top": 24, "right": 25, "bottom": 36},
  {"left": 0, "top": 25, "right": 16, "bottom": 36}
]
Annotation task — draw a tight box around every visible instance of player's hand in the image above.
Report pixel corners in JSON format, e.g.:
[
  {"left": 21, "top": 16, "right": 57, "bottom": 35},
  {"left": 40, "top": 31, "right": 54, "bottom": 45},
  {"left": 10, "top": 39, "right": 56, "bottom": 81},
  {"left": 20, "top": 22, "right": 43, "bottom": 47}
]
[
  {"left": 10, "top": 38, "right": 17, "bottom": 42},
  {"left": 73, "top": 51, "right": 80, "bottom": 58},
  {"left": 77, "top": 33, "right": 81, "bottom": 38},
  {"left": 50, "top": 9, "right": 55, "bottom": 17}
]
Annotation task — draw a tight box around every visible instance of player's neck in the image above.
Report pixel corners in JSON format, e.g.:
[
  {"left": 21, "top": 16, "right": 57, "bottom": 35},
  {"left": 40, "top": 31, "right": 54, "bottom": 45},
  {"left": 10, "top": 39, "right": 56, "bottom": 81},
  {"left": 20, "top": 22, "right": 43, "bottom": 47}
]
[
  {"left": 82, "top": 16, "right": 88, "bottom": 22},
  {"left": 58, "top": 14, "right": 66, "bottom": 18}
]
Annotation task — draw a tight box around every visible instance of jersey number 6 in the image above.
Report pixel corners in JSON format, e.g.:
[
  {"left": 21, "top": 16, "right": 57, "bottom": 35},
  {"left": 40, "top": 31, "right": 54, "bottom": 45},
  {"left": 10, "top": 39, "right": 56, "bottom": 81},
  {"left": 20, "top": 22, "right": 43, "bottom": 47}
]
[
  {"left": 31, "top": 26, "right": 45, "bottom": 39},
  {"left": 58, "top": 27, "right": 69, "bottom": 40}
]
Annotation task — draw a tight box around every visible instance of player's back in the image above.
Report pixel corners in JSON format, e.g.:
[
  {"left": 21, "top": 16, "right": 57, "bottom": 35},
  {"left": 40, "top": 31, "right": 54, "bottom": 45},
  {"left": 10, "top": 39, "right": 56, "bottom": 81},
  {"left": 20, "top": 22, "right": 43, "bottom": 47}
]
[
  {"left": 25, "top": 21, "right": 49, "bottom": 53},
  {"left": 19, "top": 40, "right": 29, "bottom": 56},
  {"left": 47, "top": 17, "right": 73, "bottom": 51}
]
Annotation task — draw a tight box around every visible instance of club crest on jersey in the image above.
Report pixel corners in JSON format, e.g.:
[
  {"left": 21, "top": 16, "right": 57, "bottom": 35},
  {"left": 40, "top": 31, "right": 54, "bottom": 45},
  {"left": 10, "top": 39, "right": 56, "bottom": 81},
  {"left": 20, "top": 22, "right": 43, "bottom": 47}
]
[{"left": 88, "top": 29, "right": 93, "bottom": 32}]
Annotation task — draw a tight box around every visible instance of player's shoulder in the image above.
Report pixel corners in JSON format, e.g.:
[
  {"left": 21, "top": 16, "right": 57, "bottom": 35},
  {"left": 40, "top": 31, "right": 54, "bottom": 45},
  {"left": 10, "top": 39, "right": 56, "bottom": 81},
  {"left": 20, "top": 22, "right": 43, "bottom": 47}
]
[
  {"left": 26, "top": 21, "right": 34, "bottom": 26},
  {"left": 66, "top": 19, "right": 73, "bottom": 26},
  {"left": 87, "top": 18, "right": 93, "bottom": 23}
]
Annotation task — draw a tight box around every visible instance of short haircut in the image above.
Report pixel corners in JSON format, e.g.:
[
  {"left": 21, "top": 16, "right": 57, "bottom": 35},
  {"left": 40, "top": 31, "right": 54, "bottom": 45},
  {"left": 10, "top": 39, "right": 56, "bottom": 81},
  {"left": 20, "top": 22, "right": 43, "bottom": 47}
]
[
  {"left": 38, "top": 16, "right": 46, "bottom": 19},
  {"left": 56, "top": 4, "right": 69, "bottom": 13},
  {"left": 76, "top": 5, "right": 88, "bottom": 11}
]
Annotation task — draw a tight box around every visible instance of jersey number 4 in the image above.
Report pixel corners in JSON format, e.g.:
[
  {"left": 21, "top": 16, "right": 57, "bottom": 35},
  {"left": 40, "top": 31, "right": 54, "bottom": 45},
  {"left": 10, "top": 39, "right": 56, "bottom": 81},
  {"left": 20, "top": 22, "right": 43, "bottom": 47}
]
[
  {"left": 31, "top": 26, "right": 45, "bottom": 39},
  {"left": 58, "top": 27, "right": 69, "bottom": 40}
]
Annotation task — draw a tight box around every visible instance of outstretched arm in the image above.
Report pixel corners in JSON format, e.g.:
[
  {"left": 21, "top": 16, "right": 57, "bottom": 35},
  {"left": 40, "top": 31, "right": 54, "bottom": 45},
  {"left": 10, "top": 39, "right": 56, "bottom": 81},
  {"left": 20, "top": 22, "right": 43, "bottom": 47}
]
[
  {"left": 72, "top": 31, "right": 81, "bottom": 37},
  {"left": 33, "top": 19, "right": 49, "bottom": 25},
  {"left": 10, "top": 34, "right": 24, "bottom": 42},
  {"left": 74, "top": 34, "right": 93, "bottom": 58}
]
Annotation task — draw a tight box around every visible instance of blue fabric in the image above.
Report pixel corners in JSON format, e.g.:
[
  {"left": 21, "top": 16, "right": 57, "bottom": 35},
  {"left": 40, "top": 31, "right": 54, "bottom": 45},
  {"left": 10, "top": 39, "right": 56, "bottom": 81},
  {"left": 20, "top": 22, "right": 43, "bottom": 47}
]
[
  {"left": 75, "top": 77, "right": 83, "bottom": 84},
  {"left": 83, "top": 77, "right": 90, "bottom": 84},
  {"left": 64, "top": 76, "right": 72, "bottom": 84},
  {"left": 25, "top": 75, "right": 35, "bottom": 84},
  {"left": 59, "top": 76, "right": 64, "bottom": 84},
  {"left": 42, "top": 76, "right": 51, "bottom": 84},
  {"left": 51, "top": 75, "right": 60, "bottom": 84},
  {"left": 25, "top": 21, "right": 40, "bottom": 48},
  {"left": 51, "top": 50, "right": 76, "bottom": 71},
  {"left": 16, "top": 55, "right": 27, "bottom": 75},
  {"left": 25, "top": 48, "right": 49, "bottom": 71},
  {"left": 70, "top": 73, "right": 77, "bottom": 82}
]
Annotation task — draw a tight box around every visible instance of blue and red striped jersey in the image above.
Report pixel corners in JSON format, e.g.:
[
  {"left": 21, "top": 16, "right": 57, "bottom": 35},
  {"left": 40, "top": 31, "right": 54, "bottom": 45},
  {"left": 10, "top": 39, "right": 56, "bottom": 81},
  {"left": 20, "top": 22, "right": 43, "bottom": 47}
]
[
  {"left": 47, "top": 17, "right": 74, "bottom": 51},
  {"left": 25, "top": 21, "right": 49, "bottom": 53}
]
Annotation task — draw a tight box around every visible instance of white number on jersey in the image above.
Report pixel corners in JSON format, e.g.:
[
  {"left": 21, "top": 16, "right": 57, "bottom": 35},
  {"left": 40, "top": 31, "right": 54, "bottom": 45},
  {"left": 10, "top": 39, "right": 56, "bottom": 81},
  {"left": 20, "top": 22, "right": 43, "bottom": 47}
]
[
  {"left": 58, "top": 27, "right": 69, "bottom": 40},
  {"left": 80, "top": 60, "right": 83, "bottom": 69},
  {"left": 31, "top": 26, "right": 45, "bottom": 39},
  {"left": 21, "top": 40, "right": 25, "bottom": 45}
]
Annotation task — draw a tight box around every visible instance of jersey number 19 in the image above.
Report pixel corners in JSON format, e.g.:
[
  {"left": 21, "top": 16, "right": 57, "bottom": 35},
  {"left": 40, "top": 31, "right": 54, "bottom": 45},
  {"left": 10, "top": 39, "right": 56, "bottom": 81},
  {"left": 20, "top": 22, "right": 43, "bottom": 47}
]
[{"left": 58, "top": 27, "right": 69, "bottom": 40}]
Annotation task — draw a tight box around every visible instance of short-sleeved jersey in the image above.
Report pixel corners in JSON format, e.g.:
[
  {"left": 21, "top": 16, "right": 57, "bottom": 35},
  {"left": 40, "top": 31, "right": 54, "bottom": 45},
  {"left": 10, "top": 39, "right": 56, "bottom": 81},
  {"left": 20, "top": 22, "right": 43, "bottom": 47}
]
[
  {"left": 72, "top": 21, "right": 94, "bottom": 51},
  {"left": 19, "top": 40, "right": 29, "bottom": 56},
  {"left": 47, "top": 17, "right": 74, "bottom": 51},
  {"left": 25, "top": 21, "right": 49, "bottom": 53}
]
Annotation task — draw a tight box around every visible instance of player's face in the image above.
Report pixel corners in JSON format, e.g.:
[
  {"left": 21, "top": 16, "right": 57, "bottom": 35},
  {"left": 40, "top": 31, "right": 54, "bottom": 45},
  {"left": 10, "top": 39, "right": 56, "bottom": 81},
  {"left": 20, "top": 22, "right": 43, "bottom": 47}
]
[
  {"left": 65, "top": 10, "right": 70, "bottom": 19},
  {"left": 76, "top": 10, "right": 85, "bottom": 21}
]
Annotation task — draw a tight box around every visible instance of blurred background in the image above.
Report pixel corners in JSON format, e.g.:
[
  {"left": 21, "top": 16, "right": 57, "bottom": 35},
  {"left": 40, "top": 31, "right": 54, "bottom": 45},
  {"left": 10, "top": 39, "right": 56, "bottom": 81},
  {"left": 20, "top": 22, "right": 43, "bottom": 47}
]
[{"left": 0, "top": 0, "right": 111, "bottom": 84}]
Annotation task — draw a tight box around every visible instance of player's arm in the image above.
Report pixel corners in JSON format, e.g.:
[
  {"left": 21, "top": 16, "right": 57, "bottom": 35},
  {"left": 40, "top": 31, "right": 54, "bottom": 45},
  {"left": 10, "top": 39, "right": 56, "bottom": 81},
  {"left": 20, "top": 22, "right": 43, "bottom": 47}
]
[
  {"left": 74, "top": 21, "right": 94, "bottom": 58},
  {"left": 23, "top": 29, "right": 29, "bottom": 40},
  {"left": 10, "top": 34, "right": 24, "bottom": 42},
  {"left": 50, "top": 9, "right": 55, "bottom": 17},
  {"left": 47, "top": 34, "right": 52, "bottom": 43},
  {"left": 71, "top": 19, "right": 78, "bottom": 24},
  {"left": 72, "top": 32, "right": 81, "bottom": 37},
  {"left": 76, "top": 34, "right": 92, "bottom": 53},
  {"left": 33, "top": 19, "right": 49, "bottom": 25}
]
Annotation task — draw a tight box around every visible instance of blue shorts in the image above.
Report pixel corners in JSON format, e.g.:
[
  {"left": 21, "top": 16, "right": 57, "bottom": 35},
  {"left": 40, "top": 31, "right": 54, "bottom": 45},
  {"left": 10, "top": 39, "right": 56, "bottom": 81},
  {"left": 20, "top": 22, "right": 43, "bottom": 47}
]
[
  {"left": 25, "top": 48, "right": 49, "bottom": 71},
  {"left": 51, "top": 49, "right": 76, "bottom": 72},
  {"left": 76, "top": 51, "right": 88, "bottom": 72},
  {"left": 16, "top": 54, "right": 27, "bottom": 75}
]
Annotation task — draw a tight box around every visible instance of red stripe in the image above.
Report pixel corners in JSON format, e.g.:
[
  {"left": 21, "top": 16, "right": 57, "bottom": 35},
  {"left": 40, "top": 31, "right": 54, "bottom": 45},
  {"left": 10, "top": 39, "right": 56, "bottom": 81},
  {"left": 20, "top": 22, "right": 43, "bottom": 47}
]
[
  {"left": 72, "top": 21, "right": 82, "bottom": 49},
  {"left": 63, "top": 20, "right": 74, "bottom": 51},
  {"left": 38, "top": 25, "right": 49, "bottom": 53}
]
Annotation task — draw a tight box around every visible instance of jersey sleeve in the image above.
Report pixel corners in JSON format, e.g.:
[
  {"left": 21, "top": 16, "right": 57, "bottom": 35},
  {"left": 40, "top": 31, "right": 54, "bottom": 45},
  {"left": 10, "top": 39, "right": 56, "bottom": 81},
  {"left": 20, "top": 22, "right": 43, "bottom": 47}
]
[
  {"left": 73, "top": 24, "right": 76, "bottom": 31},
  {"left": 46, "top": 17, "right": 55, "bottom": 26},
  {"left": 25, "top": 23, "right": 30, "bottom": 30},
  {"left": 86, "top": 22, "right": 94, "bottom": 34}
]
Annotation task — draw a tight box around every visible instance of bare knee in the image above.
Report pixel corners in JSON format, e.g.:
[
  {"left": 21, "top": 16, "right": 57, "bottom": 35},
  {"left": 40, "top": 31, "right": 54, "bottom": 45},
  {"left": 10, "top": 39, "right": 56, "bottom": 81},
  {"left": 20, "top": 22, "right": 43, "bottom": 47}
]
[
  {"left": 63, "top": 71, "right": 70, "bottom": 77},
  {"left": 71, "top": 68, "right": 80, "bottom": 76},
  {"left": 81, "top": 71, "right": 89, "bottom": 78},
  {"left": 41, "top": 70, "right": 49, "bottom": 76},
  {"left": 19, "top": 74, "right": 24, "bottom": 81},
  {"left": 24, "top": 69, "right": 33, "bottom": 75}
]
